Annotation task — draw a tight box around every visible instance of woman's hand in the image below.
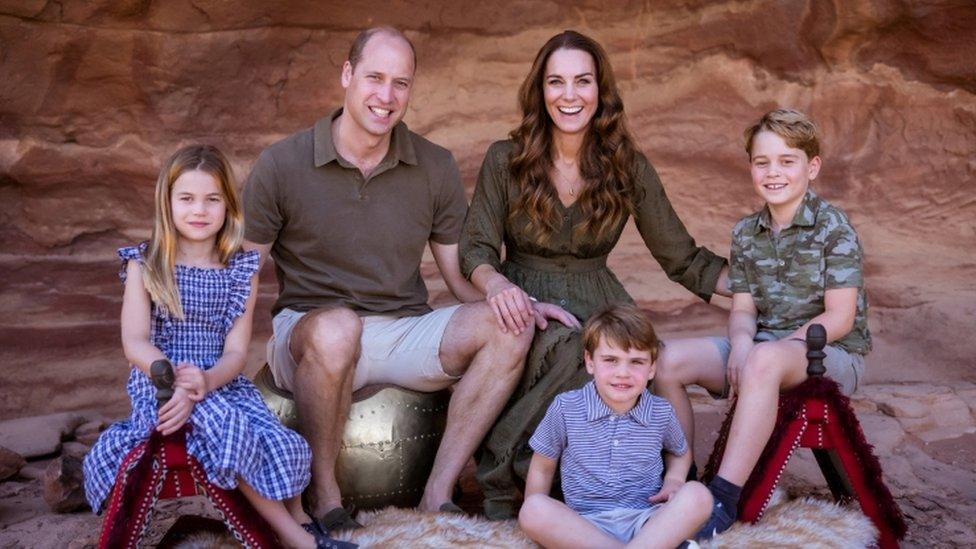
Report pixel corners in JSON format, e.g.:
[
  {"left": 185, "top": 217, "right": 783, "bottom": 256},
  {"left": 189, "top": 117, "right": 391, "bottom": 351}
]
[
  {"left": 531, "top": 302, "right": 582, "bottom": 331},
  {"left": 175, "top": 363, "right": 208, "bottom": 402},
  {"left": 484, "top": 276, "right": 535, "bottom": 335},
  {"left": 156, "top": 387, "right": 195, "bottom": 435}
]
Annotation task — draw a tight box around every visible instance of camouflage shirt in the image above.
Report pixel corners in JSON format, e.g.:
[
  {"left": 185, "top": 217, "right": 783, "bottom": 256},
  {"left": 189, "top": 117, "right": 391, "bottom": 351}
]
[{"left": 729, "top": 189, "right": 871, "bottom": 355}]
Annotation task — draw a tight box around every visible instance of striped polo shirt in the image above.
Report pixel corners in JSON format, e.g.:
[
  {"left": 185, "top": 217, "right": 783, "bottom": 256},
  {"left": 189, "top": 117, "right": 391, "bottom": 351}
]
[{"left": 529, "top": 381, "right": 688, "bottom": 514}]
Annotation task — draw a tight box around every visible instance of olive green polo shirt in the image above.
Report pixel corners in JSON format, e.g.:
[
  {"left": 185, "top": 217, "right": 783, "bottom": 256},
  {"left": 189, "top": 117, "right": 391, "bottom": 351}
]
[
  {"left": 729, "top": 189, "right": 871, "bottom": 355},
  {"left": 243, "top": 109, "right": 467, "bottom": 317}
]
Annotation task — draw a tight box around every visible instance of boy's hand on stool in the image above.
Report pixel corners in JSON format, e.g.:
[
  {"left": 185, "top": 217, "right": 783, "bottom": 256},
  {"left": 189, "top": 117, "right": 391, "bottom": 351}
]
[
  {"left": 649, "top": 477, "right": 684, "bottom": 503},
  {"left": 175, "top": 363, "right": 208, "bottom": 401},
  {"left": 157, "top": 387, "right": 196, "bottom": 435}
]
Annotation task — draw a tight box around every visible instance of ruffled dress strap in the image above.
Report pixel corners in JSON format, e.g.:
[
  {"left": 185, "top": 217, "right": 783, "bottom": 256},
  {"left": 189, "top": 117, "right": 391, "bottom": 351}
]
[
  {"left": 221, "top": 250, "right": 260, "bottom": 331},
  {"left": 117, "top": 242, "right": 149, "bottom": 284}
]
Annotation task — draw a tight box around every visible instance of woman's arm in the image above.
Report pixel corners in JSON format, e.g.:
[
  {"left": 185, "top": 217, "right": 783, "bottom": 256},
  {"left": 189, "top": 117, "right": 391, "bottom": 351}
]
[{"left": 632, "top": 157, "right": 729, "bottom": 301}]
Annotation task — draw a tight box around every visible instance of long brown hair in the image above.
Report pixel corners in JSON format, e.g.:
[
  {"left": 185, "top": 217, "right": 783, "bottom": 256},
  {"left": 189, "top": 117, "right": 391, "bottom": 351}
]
[
  {"left": 509, "top": 30, "right": 639, "bottom": 242},
  {"left": 143, "top": 144, "right": 243, "bottom": 319}
]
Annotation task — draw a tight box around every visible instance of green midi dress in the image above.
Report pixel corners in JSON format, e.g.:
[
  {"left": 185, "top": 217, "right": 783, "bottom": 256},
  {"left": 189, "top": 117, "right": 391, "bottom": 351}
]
[{"left": 459, "top": 140, "right": 727, "bottom": 519}]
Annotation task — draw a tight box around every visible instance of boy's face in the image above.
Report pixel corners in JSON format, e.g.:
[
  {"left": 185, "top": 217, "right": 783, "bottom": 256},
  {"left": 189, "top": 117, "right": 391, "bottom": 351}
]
[
  {"left": 584, "top": 337, "right": 655, "bottom": 414},
  {"left": 749, "top": 130, "right": 821, "bottom": 215}
]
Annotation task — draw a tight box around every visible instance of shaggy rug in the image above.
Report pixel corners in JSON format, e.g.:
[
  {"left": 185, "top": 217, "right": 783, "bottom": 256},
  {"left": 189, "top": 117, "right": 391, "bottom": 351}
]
[{"left": 334, "top": 491, "right": 878, "bottom": 548}]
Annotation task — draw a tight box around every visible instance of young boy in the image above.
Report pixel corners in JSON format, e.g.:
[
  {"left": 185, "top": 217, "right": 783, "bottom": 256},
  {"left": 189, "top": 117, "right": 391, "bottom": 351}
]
[
  {"left": 518, "top": 304, "right": 713, "bottom": 548},
  {"left": 651, "top": 108, "right": 871, "bottom": 539}
]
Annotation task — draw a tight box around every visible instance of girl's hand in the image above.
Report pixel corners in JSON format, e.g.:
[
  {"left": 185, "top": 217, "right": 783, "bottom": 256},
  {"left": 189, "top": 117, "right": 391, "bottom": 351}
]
[
  {"left": 649, "top": 478, "right": 684, "bottom": 503},
  {"left": 531, "top": 302, "right": 582, "bottom": 331},
  {"left": 156, "top": 387, "right": 195, "bottom": 435},
  {"left": 484, "top": 276, "right": 535, "bottom": 335},
  {"left": 175, "top": 363, "right": 208, "bottom": 401}
]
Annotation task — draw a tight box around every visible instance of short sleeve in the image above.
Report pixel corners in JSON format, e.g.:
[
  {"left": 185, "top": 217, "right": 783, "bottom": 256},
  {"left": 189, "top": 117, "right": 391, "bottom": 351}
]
[
  {"left": 117, "top": 242, "right": 147, "bottom": 285},
  {"left": 728, "top": 221, "right": 750, "bottom": 294},
  {"left": 632, "top": 155, "right": 727, "bottom": 301},
  {"left": 660, "top": 402, "right": 689, "bottom": 457},
  {"left": 459, "top": 142, "right": 508, "bottom": 278},
  {"left": 222, "top": 250, "right": 260, "bottom": 330},
  {"left": 243, "top": 148, "right": 283, "bottom": 245},
  {"left": 528, "top": 396, "right": 567, "bottom": 461},
  {"left": 429, "top": 153, "right": 467, "bottom": 245},
  {"left": 824, "top": 217, "right": 864, "bottom": 289}
]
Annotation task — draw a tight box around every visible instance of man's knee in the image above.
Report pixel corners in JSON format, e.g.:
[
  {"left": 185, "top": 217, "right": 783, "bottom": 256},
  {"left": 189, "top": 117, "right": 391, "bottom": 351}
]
[
  {"left": 475, "top": 301, "right": 535, "bottom": 356},
  {"left": 295, "top": 307, "right": 362, "bottom": 377}
]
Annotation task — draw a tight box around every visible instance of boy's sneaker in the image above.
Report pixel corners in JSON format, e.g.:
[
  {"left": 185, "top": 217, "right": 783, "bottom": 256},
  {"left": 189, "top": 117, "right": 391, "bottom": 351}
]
[
  {"left": 677, "top": 541, "right": 701, "bottom": 549},
  {"left": 695, "top": 500, "right": 736, "bottom": 540}
]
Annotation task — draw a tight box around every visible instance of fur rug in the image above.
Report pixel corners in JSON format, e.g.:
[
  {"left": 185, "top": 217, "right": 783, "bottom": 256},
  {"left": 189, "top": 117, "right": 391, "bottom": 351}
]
[{"left": 334, "top": 491, "right": 877, "bottom": 548}]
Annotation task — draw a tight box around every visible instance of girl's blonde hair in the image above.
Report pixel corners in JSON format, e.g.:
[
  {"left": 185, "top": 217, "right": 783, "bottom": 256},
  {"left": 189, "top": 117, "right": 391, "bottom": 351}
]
[{"left": 142, "top": 144, "right": 243, "bottom": 319}]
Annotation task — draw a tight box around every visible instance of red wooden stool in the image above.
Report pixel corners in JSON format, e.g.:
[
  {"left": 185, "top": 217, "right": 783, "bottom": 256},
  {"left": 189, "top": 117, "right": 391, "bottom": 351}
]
[
  {"left": 97, "top": 361, "right": 278, "bottom": 549},
  {"left": 703, "top": 325, "right": 907, "bottom": 548}
]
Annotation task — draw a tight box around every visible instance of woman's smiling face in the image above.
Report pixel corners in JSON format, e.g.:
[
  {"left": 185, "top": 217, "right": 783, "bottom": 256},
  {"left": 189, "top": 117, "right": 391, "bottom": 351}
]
[{"left": 543, "top": 48, "right": 599, "bottom": 138}]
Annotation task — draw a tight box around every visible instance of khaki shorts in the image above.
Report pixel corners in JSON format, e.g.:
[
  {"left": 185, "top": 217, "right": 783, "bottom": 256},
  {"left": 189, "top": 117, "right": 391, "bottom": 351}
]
[
  {"left": 708, "top": 331, "right": 865, "bottom": 397},
  {"left": 267, "top": 306, "right": 463, "bottom": 393}
]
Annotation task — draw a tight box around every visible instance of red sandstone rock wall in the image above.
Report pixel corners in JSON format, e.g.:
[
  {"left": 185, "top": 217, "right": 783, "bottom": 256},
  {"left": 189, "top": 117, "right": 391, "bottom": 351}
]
[{"left": 1, "top": 1, "right": 974, "bottom": 418}]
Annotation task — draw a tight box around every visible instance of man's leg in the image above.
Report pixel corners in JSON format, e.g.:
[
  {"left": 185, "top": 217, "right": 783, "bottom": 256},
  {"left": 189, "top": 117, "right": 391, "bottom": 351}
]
[
  {"left": 628, "top": 482, "right": 712, "bottom": 549},
  {"left": 417, "top": 302, "right": 533, "bottom": 511},
  {"left": 518, "top": 494, "right": 622, "bottom": 549},
  {"left": 289, "top": 307, "right": 362, "bottom": 518},
  {"left": 653, "top": 338, "right": 729, "bottom": 454}
]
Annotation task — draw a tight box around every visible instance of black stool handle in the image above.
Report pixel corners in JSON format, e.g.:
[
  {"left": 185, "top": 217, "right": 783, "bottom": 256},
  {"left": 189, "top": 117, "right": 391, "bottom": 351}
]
[
  {"left": 806, "top": 324, "right": 827, "bottom": 377},
  {"left": 151, "top": 359, "right": 175, "bottom": 408}
]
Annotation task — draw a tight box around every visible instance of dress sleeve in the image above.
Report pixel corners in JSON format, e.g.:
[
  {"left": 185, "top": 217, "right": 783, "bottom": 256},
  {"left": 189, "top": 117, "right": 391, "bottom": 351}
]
[
  {"left": 528, "top": 395, "right": 567, "bottom": 461},
  {"left": 222, "top": 250, "right": 260, "bottom": 331},
  {"left": 632, "top": 155, "right": 727, "bottom": 302},
  {"left": 459, "top": 142, "right": 509, "bottom": 279},
  {"left": 117, "top": 242, "right": 147, "bottom": 285}
]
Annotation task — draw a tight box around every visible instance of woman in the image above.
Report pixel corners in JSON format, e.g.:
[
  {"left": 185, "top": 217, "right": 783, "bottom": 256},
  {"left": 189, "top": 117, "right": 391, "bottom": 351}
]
[{"left": 459, "top": 30, "right": 730, "bottom": 520}]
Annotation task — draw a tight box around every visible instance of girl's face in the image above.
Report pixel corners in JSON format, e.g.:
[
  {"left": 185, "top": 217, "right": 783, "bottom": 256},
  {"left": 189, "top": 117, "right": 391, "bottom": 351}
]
[
  {"left": 170, "top": 169, "right": 226, "bottom": 245},
  {"left": 543, "top": 48, "right": 599, "bottom": 138}
]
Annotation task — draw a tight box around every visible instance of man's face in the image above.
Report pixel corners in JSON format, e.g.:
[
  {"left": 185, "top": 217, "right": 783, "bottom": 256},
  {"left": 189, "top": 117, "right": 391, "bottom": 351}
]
[{"left": 341, "top": 34, "right": 415, "bottom": 137}]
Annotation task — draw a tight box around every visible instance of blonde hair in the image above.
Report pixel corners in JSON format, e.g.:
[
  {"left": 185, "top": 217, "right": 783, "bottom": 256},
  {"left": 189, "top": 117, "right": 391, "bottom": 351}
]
[
  {"left": 142, "top": 145, "right": 243, "bottom": 319},
  {"left": 582, "top": 304, "right": 660, "bottom": 362},
  {"left": 743, "top": 108, "right": 820, "bottom": 160}
]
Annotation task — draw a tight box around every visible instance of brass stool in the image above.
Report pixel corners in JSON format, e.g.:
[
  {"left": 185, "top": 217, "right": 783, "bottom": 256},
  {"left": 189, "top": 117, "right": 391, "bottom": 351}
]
[{"left": 254, "top": 365, "right": 450, "bottom": 510}]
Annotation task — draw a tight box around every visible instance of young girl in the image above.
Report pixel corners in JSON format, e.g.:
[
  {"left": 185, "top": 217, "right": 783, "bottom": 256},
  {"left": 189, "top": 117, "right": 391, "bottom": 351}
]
[{"left": 82, "top": 145, "right": 352, "bottom": 548}]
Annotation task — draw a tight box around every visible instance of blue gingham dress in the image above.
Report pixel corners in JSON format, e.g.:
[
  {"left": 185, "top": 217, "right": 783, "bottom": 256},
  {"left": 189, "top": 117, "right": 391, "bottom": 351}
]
[{"left": 83, "top": 243, "right": 311, "bottom": 512}]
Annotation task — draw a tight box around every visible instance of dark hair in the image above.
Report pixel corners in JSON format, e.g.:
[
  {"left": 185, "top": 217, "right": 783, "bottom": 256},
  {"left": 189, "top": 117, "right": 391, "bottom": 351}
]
[
  {"left": 347, "top": 26, "right": 417, "bottom": 72},
  {"left": 509, "top": 30, "right": 638, "bottom": 243},
  {"left": 582, "top": 304, "right": 660, "bottom": 361},
  {"left": 744, "top": 108, "right": 820, "bottom": 159}
]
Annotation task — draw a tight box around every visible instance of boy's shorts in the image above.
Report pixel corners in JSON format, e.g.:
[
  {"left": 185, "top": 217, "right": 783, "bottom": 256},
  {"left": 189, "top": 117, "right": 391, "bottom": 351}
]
[
  {"left": 581, "top": 505, "right": 662, "bottom": 543},
  {"left": 267, "top": 306, "right": 463, "bottom": 394},
  {"left": 708, "top": 331, "right": 865, "bottom": 397}
]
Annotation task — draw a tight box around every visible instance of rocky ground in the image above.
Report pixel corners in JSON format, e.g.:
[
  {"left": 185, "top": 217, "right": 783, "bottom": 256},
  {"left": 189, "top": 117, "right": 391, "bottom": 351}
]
[{"left": 1, "top": 380, "right": 974, "bottom": 548}]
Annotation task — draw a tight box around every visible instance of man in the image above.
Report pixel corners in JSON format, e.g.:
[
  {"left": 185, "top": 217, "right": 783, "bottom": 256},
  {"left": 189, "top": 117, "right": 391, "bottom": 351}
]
[{"left": 243, "top": 27, "right": 536, "bottom": 531}]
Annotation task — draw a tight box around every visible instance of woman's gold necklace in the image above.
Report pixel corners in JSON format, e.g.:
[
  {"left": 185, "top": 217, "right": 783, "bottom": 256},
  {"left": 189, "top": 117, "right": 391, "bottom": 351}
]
[{"left": 553, "top": 166, "right": 582, "bottom": 197}]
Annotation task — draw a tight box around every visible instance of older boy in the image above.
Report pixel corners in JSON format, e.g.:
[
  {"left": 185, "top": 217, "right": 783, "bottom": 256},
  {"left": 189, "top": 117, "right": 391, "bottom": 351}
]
[
  {"left": 652, "top": 109, "right": 871, "bottom": 538},
  {"left": 519, "top": 305, "right": 712, "bottom": 548}
]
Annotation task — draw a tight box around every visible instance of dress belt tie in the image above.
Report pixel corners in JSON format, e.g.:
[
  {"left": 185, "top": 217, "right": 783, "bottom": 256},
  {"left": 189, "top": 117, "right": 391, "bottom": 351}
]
[{"left": 507, "top": 252, "right": 609, "bottom": 273}]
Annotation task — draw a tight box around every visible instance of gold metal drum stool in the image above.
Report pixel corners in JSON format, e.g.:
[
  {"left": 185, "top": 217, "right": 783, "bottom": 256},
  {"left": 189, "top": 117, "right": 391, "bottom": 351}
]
[{"left": 254, "top": 364, "right": 449, "bottom": 510}]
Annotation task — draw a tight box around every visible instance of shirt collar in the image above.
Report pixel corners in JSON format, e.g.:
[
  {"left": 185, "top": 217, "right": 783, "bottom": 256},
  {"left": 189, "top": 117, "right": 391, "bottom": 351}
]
[
  {"left": 756, "top": 188, "right": 820, "bottom": 232},
  {"left": 583, "top": 381, "right": 655, "bottom": 426},
  {"left": 313, "top": 107, "right": 418, "bottom": 168}
]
